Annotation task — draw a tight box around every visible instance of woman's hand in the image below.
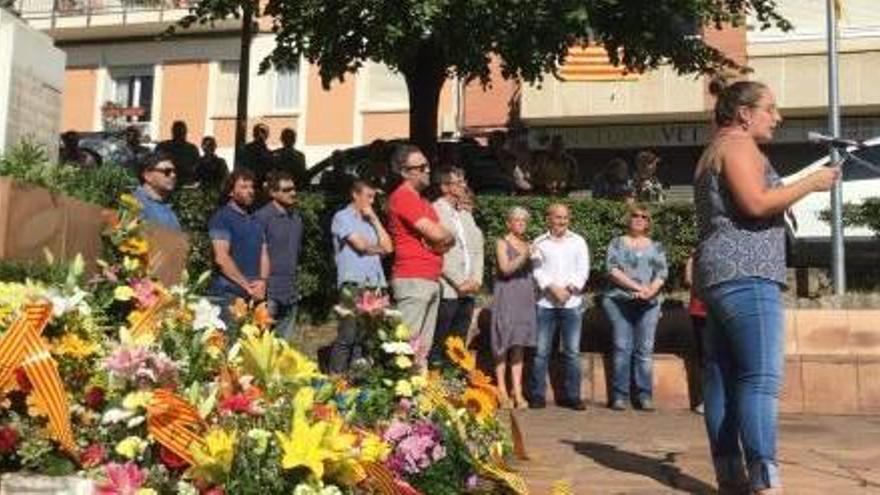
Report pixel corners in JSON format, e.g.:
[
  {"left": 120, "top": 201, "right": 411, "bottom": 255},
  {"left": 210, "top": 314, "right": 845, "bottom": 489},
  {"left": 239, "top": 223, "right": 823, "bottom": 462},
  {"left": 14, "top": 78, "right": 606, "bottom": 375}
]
[{"left": 806, "top": 166, "right": 842, "bottom": 193}]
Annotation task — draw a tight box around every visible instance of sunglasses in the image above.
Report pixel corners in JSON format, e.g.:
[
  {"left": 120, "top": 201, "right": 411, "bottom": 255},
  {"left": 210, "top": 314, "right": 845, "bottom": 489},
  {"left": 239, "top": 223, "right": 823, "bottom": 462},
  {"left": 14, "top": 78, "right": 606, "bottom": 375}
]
[{"left": 151, "top": 167, "right": 176, "bottom": 177}]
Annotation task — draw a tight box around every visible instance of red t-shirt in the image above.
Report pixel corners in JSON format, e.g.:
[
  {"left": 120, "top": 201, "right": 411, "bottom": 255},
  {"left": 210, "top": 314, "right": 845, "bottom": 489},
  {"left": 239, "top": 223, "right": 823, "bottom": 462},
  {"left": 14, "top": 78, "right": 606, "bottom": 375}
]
[
  {"left": 689, "top": 288, "right": 707, "bottom": 318},
  {"left": 387, "top": 184, "right": 442, "bottom": 279}
]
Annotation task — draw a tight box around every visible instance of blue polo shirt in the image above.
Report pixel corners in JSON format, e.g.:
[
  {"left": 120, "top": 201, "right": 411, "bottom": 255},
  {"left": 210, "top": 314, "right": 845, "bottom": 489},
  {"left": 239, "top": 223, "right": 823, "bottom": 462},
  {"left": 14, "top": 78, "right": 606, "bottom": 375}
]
[
  {"left": 254, "top": 202, "right": 303, "bottom": 305},
  {"left": 208, "top": 202, "right": 264, "bottom": 297},
  {"left": 331, "top": 204, "right": 387, "bottom": 288},
  {"left": 133, "top": 186, "right": 181, "bottom": 230}
]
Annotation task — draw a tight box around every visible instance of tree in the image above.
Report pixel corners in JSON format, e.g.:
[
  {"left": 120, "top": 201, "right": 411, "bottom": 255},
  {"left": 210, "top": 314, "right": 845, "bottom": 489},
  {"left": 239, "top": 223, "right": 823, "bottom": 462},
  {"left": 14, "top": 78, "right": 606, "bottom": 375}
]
[{"left": 179, "top": 0, "right": 790, "bottom": 157}]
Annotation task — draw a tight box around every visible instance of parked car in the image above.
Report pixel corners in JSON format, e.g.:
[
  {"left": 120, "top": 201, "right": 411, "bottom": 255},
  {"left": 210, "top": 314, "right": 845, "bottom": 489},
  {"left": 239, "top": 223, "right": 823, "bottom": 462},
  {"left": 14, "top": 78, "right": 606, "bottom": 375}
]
[
  {"left": 783, "top": 136, "right": 880, "bottom": 266},
  {"left": 304, "top": 139, "right": 515, "bottom": 196},
  {"left": 63, "top": 131, "right": 152, "bottom": 168}
]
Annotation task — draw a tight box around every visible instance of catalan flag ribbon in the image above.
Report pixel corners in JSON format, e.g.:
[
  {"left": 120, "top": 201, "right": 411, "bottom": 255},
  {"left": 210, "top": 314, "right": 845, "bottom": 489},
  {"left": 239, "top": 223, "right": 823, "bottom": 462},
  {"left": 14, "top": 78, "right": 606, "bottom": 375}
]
[
  {"left": 0, "top": 302, "right": 77, "bottom": 454},
  {"left": 146, "top": 389, "right": 206, "bottom": 465},
  {"left": 558, "top": 45, "right": 638, "bottom": 82},
  {"left": 129, "top": 292, "right": 175, "bottom": 341}
]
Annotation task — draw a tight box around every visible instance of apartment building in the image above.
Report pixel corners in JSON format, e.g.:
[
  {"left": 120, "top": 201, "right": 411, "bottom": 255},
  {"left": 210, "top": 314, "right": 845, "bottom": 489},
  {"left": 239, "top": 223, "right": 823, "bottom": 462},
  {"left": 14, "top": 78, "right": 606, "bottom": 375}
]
[
  {"left": 520, "top": 0, "right": 880, "bottom": 188},
  {"left": 12, "top": 0, "right": 467, "bottom": 165}
]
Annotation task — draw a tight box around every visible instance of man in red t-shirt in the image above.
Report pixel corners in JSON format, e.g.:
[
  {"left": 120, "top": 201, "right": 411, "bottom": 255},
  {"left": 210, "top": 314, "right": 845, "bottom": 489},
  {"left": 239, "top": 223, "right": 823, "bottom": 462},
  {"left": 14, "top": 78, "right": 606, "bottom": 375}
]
[{"left": 387, "top": 144, "right": 455, "bottom": 368}]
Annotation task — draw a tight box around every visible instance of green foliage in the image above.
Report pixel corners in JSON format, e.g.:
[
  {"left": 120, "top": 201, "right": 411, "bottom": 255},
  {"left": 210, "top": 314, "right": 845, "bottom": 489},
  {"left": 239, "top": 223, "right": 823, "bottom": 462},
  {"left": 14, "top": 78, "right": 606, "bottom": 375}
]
[
  {"left": 0, "top": 142, "right": 136, "bottom": 207},
  {"left": 827, "top": 198, "right": 880, "bottom": 237}
]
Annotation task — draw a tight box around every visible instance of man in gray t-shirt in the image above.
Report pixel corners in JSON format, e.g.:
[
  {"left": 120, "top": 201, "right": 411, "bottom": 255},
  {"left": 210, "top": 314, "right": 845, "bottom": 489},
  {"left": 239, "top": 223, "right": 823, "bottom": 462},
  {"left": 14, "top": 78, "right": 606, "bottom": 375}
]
[{"left": 329, "top": 180, "right": 393, "bottom": 373}]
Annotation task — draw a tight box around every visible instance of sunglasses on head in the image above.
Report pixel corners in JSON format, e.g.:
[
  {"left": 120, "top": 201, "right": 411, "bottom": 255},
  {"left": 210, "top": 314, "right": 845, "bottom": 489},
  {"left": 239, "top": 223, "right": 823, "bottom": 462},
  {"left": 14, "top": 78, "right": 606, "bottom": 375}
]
[{"left": 152, "top": 167, "right": 176, "bottom": 177}]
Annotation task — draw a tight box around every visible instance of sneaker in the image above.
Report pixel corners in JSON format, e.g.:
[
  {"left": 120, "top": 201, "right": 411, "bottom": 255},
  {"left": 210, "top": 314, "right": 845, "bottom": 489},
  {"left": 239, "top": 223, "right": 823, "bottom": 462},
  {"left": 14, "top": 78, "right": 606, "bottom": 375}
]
[
  {"left": 693, "top": 403, "right": 705, "bottom": 415},
  {"left": 636, "top": 398, "right": 655, "bottom": 412},
  {"left": 529, "top": 399, "right": 546, "bottom": 409},
  {"left": 609, "top": 399, "right": 626, "bottom": 411}
]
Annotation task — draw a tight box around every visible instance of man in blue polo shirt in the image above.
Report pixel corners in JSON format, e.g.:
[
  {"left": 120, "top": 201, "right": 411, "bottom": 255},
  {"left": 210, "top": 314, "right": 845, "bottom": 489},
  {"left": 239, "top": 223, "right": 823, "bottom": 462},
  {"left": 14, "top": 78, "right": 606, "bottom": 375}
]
[
  {"left": 328, "top": 179, "right": 393, "bottom": 373},
  {"left": 133, "top": 151, "right": 181, "bottom": 230},
  {"left": 255, "top": 170, "right": 303, "bottom": 343},
  {"left": 208, "top": 168, "right": 268, "bottom": 333}
]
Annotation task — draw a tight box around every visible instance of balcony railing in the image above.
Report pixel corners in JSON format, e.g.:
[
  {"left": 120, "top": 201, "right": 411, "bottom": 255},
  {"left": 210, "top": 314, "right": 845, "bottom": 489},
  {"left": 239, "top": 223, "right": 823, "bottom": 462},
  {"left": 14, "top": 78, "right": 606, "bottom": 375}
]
[{"left": 13, "top": 0, "right": 195, "bottom": 27}]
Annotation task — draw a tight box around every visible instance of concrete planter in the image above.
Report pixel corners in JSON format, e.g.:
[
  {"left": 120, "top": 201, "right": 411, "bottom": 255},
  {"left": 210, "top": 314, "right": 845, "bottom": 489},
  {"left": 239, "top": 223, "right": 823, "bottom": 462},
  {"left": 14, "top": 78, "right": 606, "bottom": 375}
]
[{"left": 0, "top": 473, "right": 93, "bottom": 495}]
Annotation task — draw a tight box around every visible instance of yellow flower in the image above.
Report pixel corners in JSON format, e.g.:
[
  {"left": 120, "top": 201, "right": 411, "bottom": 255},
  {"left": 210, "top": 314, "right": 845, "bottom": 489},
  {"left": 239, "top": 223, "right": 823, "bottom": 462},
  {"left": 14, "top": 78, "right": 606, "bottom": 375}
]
[
  {"left": 240, "top": 324, "right": 260, "bottom": 338},
  {"left": 393, "top": 323, "right": 411, "bottom": 340},
  {"left": 410, "top": 374, "right": 427, "bottom": 388},
  {"left": 393, "top": 355, "right": 413, "bottom": 370},
  {"left": 468, "top": 368, "right": 497, "bottom": 395},
  {"left": 276, "top": 414, "right": 331, "bottom": 478},
  {"left": 114, "top": 286, "right": 135, "bottom": 301},
  {"left": 26, "top": 393, "right": 49, "bottom": 418},
  {"left": 359, "top": 433, "right": 391, "bottom": 463},
  {"left": 115, "top": 435, "right": 148, "bottom": 459},
  {"left": 123, "top": 256, "right": 141, "bottom": 272},
  {"left": 276, "top": 347, "right": 320, "bottom": 381},
  {"left": 119, "top": 193, "right": 142, "bottom": 212},
  {"left": 122, "top": 391, "right": 154, "bottom": 411},
  {"left": 394, "top": 379, "right": 413, "bottom": 398},
  {"left": 462, "top": 387, "right": 496, "bottom": 423},
  {"left": 189, "top": 428, "right": 237, "bottom": 483},
  {"left": 119, "top": 237, "right": 149, "bottom": 256},
  {"left": 136, "top": 490, "right": 158, "bottom": 495},
  {"left": 51, "top": 333, "right": 100, "bottom": 359},
  {"left": 445, "top": 336, "right": 475, "bottom": 371}
]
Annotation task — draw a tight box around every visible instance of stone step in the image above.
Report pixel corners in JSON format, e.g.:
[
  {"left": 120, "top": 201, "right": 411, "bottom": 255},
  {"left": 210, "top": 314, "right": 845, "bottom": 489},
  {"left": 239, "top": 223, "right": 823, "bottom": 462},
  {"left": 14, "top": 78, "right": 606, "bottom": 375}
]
[{"left": 536, "top": 352, "right": 880, "bottom": 415}]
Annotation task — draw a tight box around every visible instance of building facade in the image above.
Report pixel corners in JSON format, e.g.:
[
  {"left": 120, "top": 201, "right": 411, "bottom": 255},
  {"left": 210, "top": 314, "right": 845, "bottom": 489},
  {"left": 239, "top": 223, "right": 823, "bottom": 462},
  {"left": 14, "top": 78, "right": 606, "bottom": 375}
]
[{"left": 13, "top": 0, "right": 464, "bottom": 165}]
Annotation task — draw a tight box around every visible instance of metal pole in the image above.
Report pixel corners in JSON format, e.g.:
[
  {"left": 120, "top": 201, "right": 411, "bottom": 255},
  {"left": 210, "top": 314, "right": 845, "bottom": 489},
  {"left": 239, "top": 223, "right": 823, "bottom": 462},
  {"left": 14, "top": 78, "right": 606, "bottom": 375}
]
[{"left": 827, "top": 0, "right": 846, "bottom": 294}]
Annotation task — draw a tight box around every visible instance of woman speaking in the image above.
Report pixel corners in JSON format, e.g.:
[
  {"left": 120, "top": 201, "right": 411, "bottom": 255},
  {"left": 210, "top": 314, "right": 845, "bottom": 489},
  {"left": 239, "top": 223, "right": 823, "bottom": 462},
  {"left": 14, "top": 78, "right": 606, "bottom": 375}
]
[{"left": 694, "top": 80, "right": 839, "bottom": 495}]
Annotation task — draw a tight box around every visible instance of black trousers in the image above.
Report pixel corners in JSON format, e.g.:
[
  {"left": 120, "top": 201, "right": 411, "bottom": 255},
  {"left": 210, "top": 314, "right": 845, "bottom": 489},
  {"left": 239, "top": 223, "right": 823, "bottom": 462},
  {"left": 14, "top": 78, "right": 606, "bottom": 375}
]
[
  {"left": 429, "top": 296, "right": 475, "bottom": 366},
  {"left": 328, "top": 316, "right": 362, "bottom": 374}
]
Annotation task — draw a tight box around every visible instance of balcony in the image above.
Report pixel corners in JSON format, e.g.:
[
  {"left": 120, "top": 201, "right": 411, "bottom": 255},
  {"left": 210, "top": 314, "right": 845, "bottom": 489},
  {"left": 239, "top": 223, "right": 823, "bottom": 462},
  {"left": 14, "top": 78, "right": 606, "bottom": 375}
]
[{"left": 12, "top": 0, "right": 202, "bottom": 39}]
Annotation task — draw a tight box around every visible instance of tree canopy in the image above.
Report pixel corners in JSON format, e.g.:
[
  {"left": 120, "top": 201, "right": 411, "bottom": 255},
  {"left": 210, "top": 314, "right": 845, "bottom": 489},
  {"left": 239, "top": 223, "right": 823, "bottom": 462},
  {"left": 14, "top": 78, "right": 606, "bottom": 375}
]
[{"left": 179, "top": 0, "right": 791, "bottom": 153}]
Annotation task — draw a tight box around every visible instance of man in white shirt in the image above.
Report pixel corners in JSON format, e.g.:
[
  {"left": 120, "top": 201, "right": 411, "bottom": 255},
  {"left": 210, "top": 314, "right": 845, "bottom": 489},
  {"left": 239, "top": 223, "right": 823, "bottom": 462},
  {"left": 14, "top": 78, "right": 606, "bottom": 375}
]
[{"left": 530, "top": 203, "right": 590, "bottom": 410}]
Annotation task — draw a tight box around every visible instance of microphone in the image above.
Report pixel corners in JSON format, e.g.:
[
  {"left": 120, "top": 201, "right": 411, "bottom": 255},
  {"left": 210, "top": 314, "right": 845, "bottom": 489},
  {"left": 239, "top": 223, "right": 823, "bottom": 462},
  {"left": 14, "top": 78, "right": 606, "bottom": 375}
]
[{"left": 807, "top": 131, "right": 867, "bottom": 149}]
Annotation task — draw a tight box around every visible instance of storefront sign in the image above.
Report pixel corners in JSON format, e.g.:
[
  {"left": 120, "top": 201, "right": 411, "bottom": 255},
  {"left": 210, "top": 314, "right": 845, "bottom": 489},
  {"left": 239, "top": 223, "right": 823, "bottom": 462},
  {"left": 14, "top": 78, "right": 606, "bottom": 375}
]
[{"left": 530, "top": 116, "right": 880, "bottom": 149}]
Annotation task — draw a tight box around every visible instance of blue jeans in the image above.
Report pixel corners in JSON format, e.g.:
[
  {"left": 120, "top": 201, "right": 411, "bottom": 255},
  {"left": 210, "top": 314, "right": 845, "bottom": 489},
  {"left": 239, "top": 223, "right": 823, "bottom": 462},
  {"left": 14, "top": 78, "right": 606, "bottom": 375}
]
[
  {"left": 268, "top": 299, "right": 298, "bottom": 343},
  {"left": 602, "top": 297, "right": 661, "bottom": 403},
  {"left": 530, "top": 306, "right": 583, "bottom": 403},
  {"left": 702, "top": 278, "right": 784, "bottom": 491}
]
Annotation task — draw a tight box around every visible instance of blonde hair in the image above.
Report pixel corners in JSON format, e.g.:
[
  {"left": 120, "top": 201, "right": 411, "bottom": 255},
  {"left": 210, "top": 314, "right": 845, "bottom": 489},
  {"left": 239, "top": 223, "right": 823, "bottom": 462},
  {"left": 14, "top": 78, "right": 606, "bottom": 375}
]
[{"left": 507, "top": 206, "right": 530, "bottom": 221}]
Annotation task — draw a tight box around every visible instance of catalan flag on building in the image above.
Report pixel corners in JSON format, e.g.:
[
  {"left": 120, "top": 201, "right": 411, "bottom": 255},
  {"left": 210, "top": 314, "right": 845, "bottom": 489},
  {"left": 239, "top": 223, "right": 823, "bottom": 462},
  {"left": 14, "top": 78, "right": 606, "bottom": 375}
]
[{"left": 558, "top": 45, "right": 639, "bottom": 82}]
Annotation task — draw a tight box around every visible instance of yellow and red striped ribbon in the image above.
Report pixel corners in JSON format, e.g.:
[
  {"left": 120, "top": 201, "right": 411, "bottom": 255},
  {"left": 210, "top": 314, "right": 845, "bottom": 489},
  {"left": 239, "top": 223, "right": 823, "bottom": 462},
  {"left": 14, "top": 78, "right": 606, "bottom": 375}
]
[
  {"left": 146, "top": 389, "right": 205, "bottom": 465},
  {"left": 129, "top": 293, "right": 175, "bottom": 341},
  {"left": 0, "top": 303, "right": 77, "bottom": 454}
]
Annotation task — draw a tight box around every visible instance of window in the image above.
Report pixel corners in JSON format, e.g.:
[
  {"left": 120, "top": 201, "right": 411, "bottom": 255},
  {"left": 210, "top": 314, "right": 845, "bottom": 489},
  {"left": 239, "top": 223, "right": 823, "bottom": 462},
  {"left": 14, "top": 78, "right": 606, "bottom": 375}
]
[
  {"left": 215, "top": 60, "right": 240, "bottom": 116},
  {"left": 364, "top": 63, "right": 409, "bottom": 109},
  {"left": 110, "top": 66, "right": 154, "bottom": 123},
  {"left": 273, "top": 66, "right": 300, "bottom": 111},
  {"left": 843, "top": 144, "right": 880, "bottom": 182}
]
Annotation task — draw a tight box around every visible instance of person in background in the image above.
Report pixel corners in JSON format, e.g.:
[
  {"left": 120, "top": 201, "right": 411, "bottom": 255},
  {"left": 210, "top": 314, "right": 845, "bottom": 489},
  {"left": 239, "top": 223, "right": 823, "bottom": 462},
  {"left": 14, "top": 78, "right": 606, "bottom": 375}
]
[
  {"left": 133, "top": 151, "right": 181, "bottom": 230},
  {"left": 491, "top": 206, "right": 537, "bottom": 409},
  {"left": 329, "top": 180, "right": 394, "bottom": 373},
  {"left": 272, "top": 128, "right": 308, "bottom": 189},
  {"left": 196, "top": 136, "right": 229, "bottom": 190},
  {"left": 602, "top": 204, "right": 668, "bottom": 412},
  {"left": 695, "top": 79, "right": 839, "bottom": 494},
  {"left": 430, "top": 167, "right": 484, "bottom": 366},
  {"left": 124, "top": 125, "right": 151, "bottom": 171},
  {"left": 255, "top": 170, "right": 303, "bottom": 343},
  {"left": 59, "top": 130, "right": 98, "bottom": 168},
  {"left": 156, "top": 121, "right": 199, "bottom": 186},
  {"left": 207, "top": 168, "right": 269, "bottom": 333},
  {"left": 634, "top": 150, "right": 667, "bottom": 203},
  {"left": 387, "top": 144, "right": 454, "bottom": 369},
  {"left": 530, "top": 203, "right": 590, "bottom": 411},
  {"left": 239, "top": 123, "right": 273, "bottom": 187},
  {"left": 684, "top": 253, "right": 706, "bottom": 415},
  {"left": 592, "top": 158, "right": 634, "bottom": 202},
  {"left": 545, "top": 135, "right": 578, "bottom": 193}
]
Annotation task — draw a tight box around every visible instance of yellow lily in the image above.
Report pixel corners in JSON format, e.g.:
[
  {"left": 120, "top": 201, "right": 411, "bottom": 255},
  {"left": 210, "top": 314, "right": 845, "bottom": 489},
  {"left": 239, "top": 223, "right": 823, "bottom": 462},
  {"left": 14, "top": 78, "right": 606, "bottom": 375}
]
[
  {"left": 188, "top": 428, "right": 237, "bottom": 484},
  {"left": 276, "top": 413, "right": 332, "bottom": 479}
]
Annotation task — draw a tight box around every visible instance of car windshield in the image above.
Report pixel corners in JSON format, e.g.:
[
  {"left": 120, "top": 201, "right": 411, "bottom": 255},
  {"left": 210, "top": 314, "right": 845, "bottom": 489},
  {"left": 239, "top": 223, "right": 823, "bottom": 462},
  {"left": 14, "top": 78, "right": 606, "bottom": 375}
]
[{"left": 842, "top": 143, "right": 880, "bottom": 181}]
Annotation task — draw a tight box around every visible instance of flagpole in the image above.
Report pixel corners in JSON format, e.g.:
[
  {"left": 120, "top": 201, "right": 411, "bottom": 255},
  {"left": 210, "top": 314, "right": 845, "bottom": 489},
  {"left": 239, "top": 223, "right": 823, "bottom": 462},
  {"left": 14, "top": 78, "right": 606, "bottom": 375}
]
[{"left": 827, "top": 0, "right": 846, "bottom": 295}]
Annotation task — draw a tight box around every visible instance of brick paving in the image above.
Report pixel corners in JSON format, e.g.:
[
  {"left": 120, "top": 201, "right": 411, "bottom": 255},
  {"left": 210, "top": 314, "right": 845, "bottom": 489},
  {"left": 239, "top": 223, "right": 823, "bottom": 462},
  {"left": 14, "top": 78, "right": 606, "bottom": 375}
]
[{"left": 509, "top": 406, "right": 880, "bottom": 494}]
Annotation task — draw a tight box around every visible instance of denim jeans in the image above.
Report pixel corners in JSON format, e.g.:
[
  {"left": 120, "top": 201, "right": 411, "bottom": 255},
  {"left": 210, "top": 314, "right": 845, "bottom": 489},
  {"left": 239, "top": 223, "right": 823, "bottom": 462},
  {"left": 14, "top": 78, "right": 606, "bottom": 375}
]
[
  {"left": 267, "top": 299, "right": 298, "bottom": 343},
  {"left": 702, "top": 277, "right": 784, "bottom": 491},
  {"left": 602, "top": 297, "right": 661, "bottom": 403},
  {"left": 530, "top": 306, "right": 583, "bottom": 403},
  {"left": 328, "top": 316, "right": 362, "bottom": 373}
]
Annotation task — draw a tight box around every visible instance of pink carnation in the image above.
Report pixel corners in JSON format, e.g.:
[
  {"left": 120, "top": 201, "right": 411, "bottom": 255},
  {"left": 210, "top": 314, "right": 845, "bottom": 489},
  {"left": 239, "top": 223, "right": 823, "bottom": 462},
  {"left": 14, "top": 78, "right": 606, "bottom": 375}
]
[
  {"left": 105, "top": 347, "right": 149, "bottom": 377},
  {"left": 356, "top": 291, "right": 390, "bottom": 315},
  {"left": 130, "top": 279, "right": 159, "bottom": 308},
  {"left": 95, "top": 462, "right": 147, "bottom": 495}
]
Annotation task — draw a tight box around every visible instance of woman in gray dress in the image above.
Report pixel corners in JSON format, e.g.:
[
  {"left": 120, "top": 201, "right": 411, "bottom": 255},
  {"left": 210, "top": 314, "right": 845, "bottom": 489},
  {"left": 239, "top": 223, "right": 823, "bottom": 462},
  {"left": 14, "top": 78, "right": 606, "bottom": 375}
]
[{"left": 491, "top": 206, "right": 537, "bottom": 409}]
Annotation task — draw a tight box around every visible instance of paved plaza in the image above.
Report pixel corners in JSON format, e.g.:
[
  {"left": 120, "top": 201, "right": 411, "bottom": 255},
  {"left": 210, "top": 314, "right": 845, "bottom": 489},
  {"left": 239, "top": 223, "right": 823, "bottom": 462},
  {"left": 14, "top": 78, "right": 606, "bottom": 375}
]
[{"left": 512, "top": 406, "right": 880, "bottom": 494}]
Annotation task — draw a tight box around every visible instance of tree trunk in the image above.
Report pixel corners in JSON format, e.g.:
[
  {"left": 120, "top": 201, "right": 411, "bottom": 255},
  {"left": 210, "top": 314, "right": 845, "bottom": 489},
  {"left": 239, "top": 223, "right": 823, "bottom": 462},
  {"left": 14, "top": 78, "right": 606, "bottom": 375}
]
[
  {"left": 233, "top": 2, "right": 254, "bottom": 168},
  {"left": 403, "top": 43, "right": 446, "bottom": 163}
]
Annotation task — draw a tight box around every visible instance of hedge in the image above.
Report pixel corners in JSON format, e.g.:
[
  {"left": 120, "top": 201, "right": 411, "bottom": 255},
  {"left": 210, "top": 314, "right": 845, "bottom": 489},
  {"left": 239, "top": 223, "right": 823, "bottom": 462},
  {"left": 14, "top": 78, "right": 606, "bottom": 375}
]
[{"left": 173, "top": 190, "right": 699, "bottom": 322}]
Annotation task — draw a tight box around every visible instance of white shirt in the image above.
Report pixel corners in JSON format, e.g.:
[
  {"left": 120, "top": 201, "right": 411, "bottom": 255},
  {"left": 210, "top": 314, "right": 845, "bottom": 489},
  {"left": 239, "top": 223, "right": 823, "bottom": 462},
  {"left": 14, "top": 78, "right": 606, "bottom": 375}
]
[{"left": 532, "top": 230, "right": 591, "bottom": 308}]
